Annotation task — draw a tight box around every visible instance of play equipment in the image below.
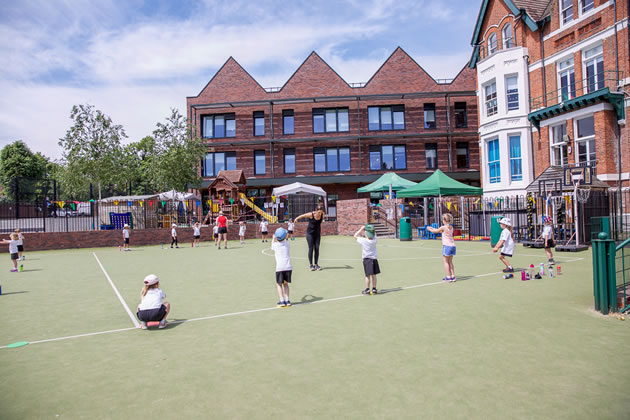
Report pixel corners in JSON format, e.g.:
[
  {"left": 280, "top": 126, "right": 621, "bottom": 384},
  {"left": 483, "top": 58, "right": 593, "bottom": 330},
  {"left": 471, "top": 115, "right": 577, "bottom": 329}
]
[
  {"left": 110, "top": 212, "right": 133, "bottom": 230},
  {"left": 239, "top": 193, "right": 277, "bottom": 223}
]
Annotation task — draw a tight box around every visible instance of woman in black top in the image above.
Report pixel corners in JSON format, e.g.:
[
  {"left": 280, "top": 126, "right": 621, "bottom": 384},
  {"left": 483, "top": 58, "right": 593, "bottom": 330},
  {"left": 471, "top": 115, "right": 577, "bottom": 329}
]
[{"left": 295, "top": 204, "right": 325, "bottom": 271}]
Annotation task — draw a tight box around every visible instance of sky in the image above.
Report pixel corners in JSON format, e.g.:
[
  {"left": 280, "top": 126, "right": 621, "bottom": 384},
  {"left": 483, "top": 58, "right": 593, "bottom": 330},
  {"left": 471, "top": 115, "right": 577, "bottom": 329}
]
[{"left": 0, "top": 0, "right": 481, "bottom": 160}]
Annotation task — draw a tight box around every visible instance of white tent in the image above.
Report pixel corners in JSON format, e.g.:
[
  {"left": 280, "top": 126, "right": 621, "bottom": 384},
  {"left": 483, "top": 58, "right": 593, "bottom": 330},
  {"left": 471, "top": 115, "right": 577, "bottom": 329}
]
[
  {"left": 99, "top": 194, "right": 157, "bottom": 203},
  {"left": 272, "top": 182, "right": 327, "bottom": 201},
  {"left": 158, "top": 190, "right": 199, "bottom": 201}
]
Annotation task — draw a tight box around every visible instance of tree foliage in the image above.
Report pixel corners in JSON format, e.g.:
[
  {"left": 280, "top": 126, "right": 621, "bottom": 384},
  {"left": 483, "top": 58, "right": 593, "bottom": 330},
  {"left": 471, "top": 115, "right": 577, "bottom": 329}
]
[{"left": 0, "top": 140, "right": 48, "bottom": 200}]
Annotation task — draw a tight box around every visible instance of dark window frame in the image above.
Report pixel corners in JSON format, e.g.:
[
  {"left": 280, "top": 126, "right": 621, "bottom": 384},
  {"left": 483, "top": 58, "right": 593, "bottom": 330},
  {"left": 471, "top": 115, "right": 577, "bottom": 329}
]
[
  {"left": 254, "top": 150, "right": 266, "bottom": 175},
  {"left": 253, "top": 111, "right": 265, "bottom": 137},
  {"left": 425, "top": 143, "right": 438, "bottom": 169},
  {"left": 456, "top": 142, "right": 470, "bottom": 169},
  {"left": 367, "top": 105, "right": 405, "bottom": 131},
  {"left": 312, "top": 108, "right": 349, "bottom": 134},
  {"left": 202, "top": 113, "right": 236, "bottom": 139},
  {"left": 368, "top": 144, "right": 407, "bottom": 171},
  {"left": 283, "top": 148, "right": 296, "bottom": 174},
  {"left": 202, "top": 151, "right": 237, "bottom": 177},
  {"left": 313, "top": 147, "right": 351, "bottom": 173},
  {"left": 424, "top": 103, "right": 437, "bottom": 129},
  {"left": 454, "top": 102, "right": 468, "bottom": 128},
  {"left": 282, "top": 109, "right": 294, "bottom": 135}
]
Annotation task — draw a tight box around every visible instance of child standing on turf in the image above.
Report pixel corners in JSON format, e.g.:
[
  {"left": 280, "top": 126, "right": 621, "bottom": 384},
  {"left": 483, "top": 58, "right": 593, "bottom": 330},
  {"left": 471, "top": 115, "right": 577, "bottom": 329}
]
[
  {"left": 271, "top": 227, "right": 292, "bottom": 307},
  {"left": 354, "top": 224, "right": 380, "bottom": 295},
  {"left": 2, "top": 232, "right": 20, "bottom": 272},
  {"left": 122, "top": 224, "right": 131, "bottom": 251},
  {"left": 171, "top": 223, "right": 179, "bottom": 248},
  {"left": 193, "top": 222, "right": 201, "bottom": 247},
  {"left": 239, "top": 221, "right": 246, "bottom": 244},
  {"left": 213, "top": 223, "right": 219, "bottom": 246},
  {"left": 427, "top": 213, "right": 456, "bottom": 282},
  {"left": 15, "top": 228, "right": 24, "bottom": 260},
  {"left": 260, "top": 219, "right": 269, "bottom": 242},
  {"left": 542, "top": 216, "right": 555, "bottom": 264},
  {"left": 287, "top": 218, "right": 295, "bottom": 241},
  {"left": 493, "top": 217, "right": 515, "bottom": 273},
  {"left": 136, "top": 274, "right": 170, "bottom": 329}
]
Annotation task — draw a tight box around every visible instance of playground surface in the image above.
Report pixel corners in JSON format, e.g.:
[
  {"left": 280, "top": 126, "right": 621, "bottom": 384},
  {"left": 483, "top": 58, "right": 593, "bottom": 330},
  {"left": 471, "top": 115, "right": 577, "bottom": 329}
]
[{"left": 1, "top": 236, "right": 628, "bottom": 419}]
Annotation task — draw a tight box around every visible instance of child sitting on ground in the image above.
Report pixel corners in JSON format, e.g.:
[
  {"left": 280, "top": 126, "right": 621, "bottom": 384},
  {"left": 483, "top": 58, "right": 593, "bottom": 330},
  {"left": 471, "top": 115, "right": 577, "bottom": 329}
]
[
  {"left": 271, "top": 228, "right": 292, "bottom": 307},
  {"left": 136, "top": 274, "right": 170, "bottom": 329},
  {"left": 354, "top": 224, "right": 380, "bottom": 295},
  {"left": 493, "top": 217, "right": 515, "bottom": 273},
  {"left": 427, "top": 213, "right": 456, "bottom": 282},
  {"left": 2, "top": 232, "right": 20, "bottom": 272}
]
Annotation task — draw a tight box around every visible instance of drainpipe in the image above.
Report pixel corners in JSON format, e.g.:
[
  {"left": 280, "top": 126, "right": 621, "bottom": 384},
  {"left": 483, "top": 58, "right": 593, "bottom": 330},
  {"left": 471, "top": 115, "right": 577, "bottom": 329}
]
[
  {"left": 538, "top": 19, "right": 547, "bottom": 107},
  {"left": 445, "top": 94, "right": 453, "bottom": 172},
  {"left": 357, "top": 97, "right": 362, "bottom": 176},
  {"left": 614, "top": 0, "right": 623, "bottom": 217},
  {"left": 269, "top": 102, "right": 274, "bottom": 178}
]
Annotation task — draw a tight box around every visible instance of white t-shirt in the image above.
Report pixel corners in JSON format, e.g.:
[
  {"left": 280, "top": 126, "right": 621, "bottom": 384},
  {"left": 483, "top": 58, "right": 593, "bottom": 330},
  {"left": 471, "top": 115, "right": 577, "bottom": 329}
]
[
  {"left": 138, "top": 288, "right": 166, "bottom": 310},
  {"left": 271, "top": 240, "right": 292, "bottom": 272},
  {"left": 213, "top": 225, "right": 219, "bottom": 234},
  {"left": 239, "top": 225, "right": 246, "bottom": 235},
  {"left": 123, "top": 229, "right": 130, "bottom": 238},
  {"left": 288, "top": 222, "right": 295, "bottom": 231},
  {"left": 8, "top": 239, "right": 19, "bottom": 254},
  {"left": 16, "top": 233, "right": 23, "bottom": 246},
  {"left": 193, "top": 226, "right": 201, "bottom": 236},
  {"left": 542, "top": 225, "right": 553, "bottom": 239},
  {"left": 261, "top": 221, "right": 269, "bottom": 232},
  {"left": 500, "top": 228, "right": 515, "bottom": 255},
  {"left": 171, "top": 227, "right": 177, "bottom": 237},
  {"left": 357, "top": 237, "right": 378, "bottom": 259}
]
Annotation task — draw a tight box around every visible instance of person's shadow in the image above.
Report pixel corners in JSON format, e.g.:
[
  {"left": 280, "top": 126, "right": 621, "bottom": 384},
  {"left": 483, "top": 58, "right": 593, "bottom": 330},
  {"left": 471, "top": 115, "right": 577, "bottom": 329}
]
[
  {"left": 294, "top": 294, "right": 324, "bottom": 305},
  {"left": 320, "top": 265, "right": 353, "bottom": 270}
]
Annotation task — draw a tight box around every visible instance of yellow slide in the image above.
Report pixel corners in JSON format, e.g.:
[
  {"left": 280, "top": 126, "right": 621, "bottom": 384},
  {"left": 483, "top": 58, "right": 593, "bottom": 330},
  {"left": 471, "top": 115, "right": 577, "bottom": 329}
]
[{"left": 239, "top": 193, "right": 278, "bottom": 223}]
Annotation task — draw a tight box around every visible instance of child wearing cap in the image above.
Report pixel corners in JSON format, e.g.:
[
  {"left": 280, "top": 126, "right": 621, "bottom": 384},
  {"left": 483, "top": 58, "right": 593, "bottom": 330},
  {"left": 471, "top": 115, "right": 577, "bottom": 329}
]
[
  {"left": 122, "top": 224, "right": 131, "bottom": 251},
  {"left": 1, "top": 232, "right": 20, "bottom": 272},
  {"left": 239, "top": 221, "right": 246, "bottom": 244},
  {"left": 137, "top": 274, "right": 170, "bottom": 329},
  {"left": 271, "top": 227, "right": 292, "bottom": 307},
  {"left": 193, "top": 222, "right": 201, "bottom": 247},
  {"left": 170, "top": 223, "right": 178, "bottom": 248},
  {"left": 287, "top": 218, "right": 295, "bottom": 241},
  {"left": 427, "top": 213, "right": 457, "bottom": 282},
  {"left": 354, "top": 224, "right": 380, "bottom": 295},
  {"left": 542, "top": 216, "right": 555, "bottom": 264},
  {"left": 493, "top": 217, "right": 515, "bottom": 273}
]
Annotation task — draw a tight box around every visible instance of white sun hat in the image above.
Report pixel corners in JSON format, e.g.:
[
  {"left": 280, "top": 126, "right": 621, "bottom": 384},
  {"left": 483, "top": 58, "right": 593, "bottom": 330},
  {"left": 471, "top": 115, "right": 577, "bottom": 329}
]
[{"left": 498, "top": 217, "right": 512, "bottom": 227}]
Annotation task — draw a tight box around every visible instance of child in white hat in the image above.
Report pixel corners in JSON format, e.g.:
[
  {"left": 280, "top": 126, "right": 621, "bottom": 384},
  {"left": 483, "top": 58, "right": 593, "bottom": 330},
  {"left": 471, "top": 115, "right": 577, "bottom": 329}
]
[
  {"left": 122, "top": 224, "right": 131, "bottom": 251},
  {"left": 492, "top": 217, "right": 515, "bottom": 273},
  {"left": 171, "top": 223, "right": 178, "bottom": 248},
  {"left": 136, "top": 274, "right": 170, "bottom": 329}
]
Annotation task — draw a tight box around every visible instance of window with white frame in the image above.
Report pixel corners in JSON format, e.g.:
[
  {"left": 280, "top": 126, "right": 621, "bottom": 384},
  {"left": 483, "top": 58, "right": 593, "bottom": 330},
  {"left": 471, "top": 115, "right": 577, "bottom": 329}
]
[
  {"left": 487, "top": 139, "right": 500, "bottom": 184},
  {"left": 550, "top": 123, "right": 568, "bottom": 166},
  {"left": 580, "top": 0, "right": 594, "bottom": 15},
  {"left": 502, "top": 23, "right": 513, "bottom": 49},
  {"left": 575, "top": 116, "right": 595, "bottom": 164},
  {"left": 560, "top": 0, "right": 573, "bottom": 25},
  {"left": 485, "top": 82, "right": 498, "bottom": 117},
  {"left": 506, "top": 76, "right": 519, "bottom": 111},
  {"left": 584, "top": 45, "right": 604, "bottom": 93},
  {"left": 558, "top": 58, "right": 576, "bottom": 101},
  {"left": 488, "top": 33, "right": 497, "bottom": 55},
  {"left": 509, "top": 135, "right": 523, "bottom": 181}
]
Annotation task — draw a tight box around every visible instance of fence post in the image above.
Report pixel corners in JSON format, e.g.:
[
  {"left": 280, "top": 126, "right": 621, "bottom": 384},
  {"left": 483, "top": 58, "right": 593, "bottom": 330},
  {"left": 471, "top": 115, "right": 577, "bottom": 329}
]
[
  {"left": 592, "top": 232, "right": 616, "bottom": 314},
  {"left": 14, "top": 177, "right": 19, "bottom": 219}
]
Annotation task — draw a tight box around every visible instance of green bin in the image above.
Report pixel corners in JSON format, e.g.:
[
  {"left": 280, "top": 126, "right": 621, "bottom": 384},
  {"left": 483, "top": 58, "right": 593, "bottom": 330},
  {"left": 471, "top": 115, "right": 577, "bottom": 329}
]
[
  {"left": 490, "top": 215, "right": 504, "bottom": 247},
  {"left": 400, "top": 217, "right": 412, "bottom": 241}
]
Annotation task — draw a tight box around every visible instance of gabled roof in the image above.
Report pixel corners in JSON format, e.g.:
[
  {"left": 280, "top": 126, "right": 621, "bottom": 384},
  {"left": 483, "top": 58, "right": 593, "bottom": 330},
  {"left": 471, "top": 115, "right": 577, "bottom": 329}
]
[
  {"left": 361, "top": 47, "right": 440, "bottom": 93},
  {"left": 512, "top": 0, "right": 553, "bottom": 21},
  {"left": 216, "top": 170, "right": 246, "bottom": 185},
  {"left": 190, "top": 57, "right": 267, "bottom": 102},
  {"left": 278, "top": 51, "right": 354, "bottom": 97}
]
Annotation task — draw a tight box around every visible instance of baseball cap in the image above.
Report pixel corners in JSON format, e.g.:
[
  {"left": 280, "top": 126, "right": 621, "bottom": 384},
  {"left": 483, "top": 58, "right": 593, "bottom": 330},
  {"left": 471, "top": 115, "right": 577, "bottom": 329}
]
[
  {"left": 275, "top": 227, "right": 287, "bottom": 241},
  {"left": 365, "top": 224, "right": 375, "bottom": 238},
  {"left": 143, "top": 274, "right": 159, "bottom": 285}
]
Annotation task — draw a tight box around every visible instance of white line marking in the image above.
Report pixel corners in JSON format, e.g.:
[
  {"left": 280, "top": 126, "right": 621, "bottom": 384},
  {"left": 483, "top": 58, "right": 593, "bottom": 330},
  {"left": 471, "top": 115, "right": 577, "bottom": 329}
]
[{"left": 93, "top": 252, "right": 140, "bottom": 328}]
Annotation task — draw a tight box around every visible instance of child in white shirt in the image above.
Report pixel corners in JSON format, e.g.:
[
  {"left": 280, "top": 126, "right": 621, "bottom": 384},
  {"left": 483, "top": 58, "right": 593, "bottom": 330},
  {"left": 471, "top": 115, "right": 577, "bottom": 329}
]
[
  {"left": 171, "top": 223, "right": 178, "bottom": 248},
  {"left": 260, "top": 220, "right": 269, "bottom": 242},
  {"left": 354, "top": 224, "right": 380, "bottom": 295},
  {"left": 271, "top": 228, "right": 292, "bottom": 307},
  {"left": 122, "top": 224, "right": 131, "bottom": 251},
  {"left": 287, "top": 219, "right": 295, "bottom": 241},
  {"left": 239, "top": 221, "right": 246, "bottom": 244},
  {"left": 493, "top": 217, "right": 515, "bottom": 273},
  {"left": 213, "top": 224, "right": 219, "bottom": 246},
  {"left": 542, "top": 216, "right": 555, "bottom": 263},
  {"left": 136, "top": 274, "right": 170, "bottom": 329},
  {"left": 2, "top": 232, "right": 20, "bottom": 272},
  {"left": 15, "top": 228, "right": 24, "bottom": 260},
  {"left": 193, "top": 222, "right": 201, "bottom": 247}
]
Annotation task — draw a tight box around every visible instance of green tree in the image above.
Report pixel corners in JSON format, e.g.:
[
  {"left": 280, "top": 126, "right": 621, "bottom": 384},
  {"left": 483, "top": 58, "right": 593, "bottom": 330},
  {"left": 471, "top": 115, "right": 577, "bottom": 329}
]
[
  {"left": 58, "top": 104, "right": 127, "bottom": 199},
  {"left": 0, "top": 140, "right": 48, "bottom": 200}
]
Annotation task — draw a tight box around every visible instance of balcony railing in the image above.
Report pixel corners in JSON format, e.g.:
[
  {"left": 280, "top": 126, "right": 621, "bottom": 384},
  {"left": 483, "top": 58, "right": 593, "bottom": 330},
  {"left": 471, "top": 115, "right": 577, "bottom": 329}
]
[{"left": 530, "top": 71, "right": 623, "bottom": 111}]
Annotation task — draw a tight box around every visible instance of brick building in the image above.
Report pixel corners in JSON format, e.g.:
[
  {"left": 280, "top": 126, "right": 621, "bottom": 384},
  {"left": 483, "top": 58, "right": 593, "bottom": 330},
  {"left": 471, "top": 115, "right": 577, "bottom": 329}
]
[
  {"left": 470, "top": 0, "right": 629, "bottom": 194},
  {"left": 186, "top": 47, "right": 480, "bottom": 216}
]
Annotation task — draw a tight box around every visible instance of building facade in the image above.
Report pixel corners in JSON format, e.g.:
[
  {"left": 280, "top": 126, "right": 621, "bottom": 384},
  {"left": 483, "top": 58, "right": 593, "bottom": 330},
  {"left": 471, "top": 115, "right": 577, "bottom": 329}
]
[
  {"left": 470, "top": 0, "right": 629, "bottom": 195},
  {"left": 187, "top": 48, "right": 480, "bottom": 215}
]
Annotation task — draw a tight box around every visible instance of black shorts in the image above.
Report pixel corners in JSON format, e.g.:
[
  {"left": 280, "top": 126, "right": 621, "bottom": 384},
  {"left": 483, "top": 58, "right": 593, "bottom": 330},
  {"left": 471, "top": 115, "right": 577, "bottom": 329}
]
[
  {"left": 544, "top": 239, "right": 555, "bottom": 248},
  {"left": 501, "top": 253, "right": 513, "bottom": 257},
  {"left": 363, "top": 258, "right": 381, "bottom": 276},
  {"left": 218, "top": 227, "right": 227, "bottom": 234},
  {"left": 275, "top": 270, "right": 292, "bottom": 284},
  {"left": 137, "top": 305, "right": 167, "bottom": 322},
  {"left": 261, "top": 230, "right": 268, "bottom": 235},
  {"left": 10, "top": 253, "right": 18, "bottom": 260},
  {"left": 213, "top": 234, "right": 218, "bottom": 239},
  {"left": 193, "top": 235, "right": 200, "bottom": 239},
  {"left": 17, "top": 245, "right": 24, "bottom": 252},
  {"left": 124, "top": 238, "right": 129, "bottom": 244},
  {"left": 288, "top": 230, "right": 293, "bottom": 234}
]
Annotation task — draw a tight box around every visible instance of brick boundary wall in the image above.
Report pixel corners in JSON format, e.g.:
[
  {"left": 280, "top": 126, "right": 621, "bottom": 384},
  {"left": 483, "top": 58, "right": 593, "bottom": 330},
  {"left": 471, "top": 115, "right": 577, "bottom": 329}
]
[
  {"left": 336, "top": 199, "right": 370, "bottom": 235},
  {"left": 0, "top": 222, "right": 337, "bottom": 253}
]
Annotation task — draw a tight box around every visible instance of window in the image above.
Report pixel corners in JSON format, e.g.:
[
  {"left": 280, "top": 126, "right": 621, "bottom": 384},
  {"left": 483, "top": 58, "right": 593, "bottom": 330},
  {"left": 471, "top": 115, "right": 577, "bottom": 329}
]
[
  {"left": 576, "top": 116, "right": 596, "bottom": 163},
  {"left": 485, "top": 82, "right": 498, "bottom": 117},
  {"left": 254, "top": 111, "right": 265, "bottom": 136},
  {"left": 254, "top": 150, "right": 266, "bottom": 175},
  {"left": 367, "top": 106, "right": 405, "bottom": 131},
  {"left": 456, "top": 142, "right": 469, "bottom": 168},
  {"left": 502, "top": 23, "right": 513, "bottom": 49},
  {"left": 488, "top": 139, "right": 500, "bottom": 183},
  {"left": 558, "top": 58, "right": 576, "bottom": 101},
  {"left": 203, "top": 152, "right": 236, "bottom": 177},
  {"left": 509, "top": 135, "right": 523, "bottom": 181},
  {"left": 425, "top": 143, "right": 437, "bottom": 169},
  {"left": 424, "top": 103, "right": 436, "bottom": 129},
  {"left": 313, "top": 108, "right": 349, "bottom": 133},
  {"left": 202, "top": 114, "right": 236, "bottom": 138},
  {"left": 581, "top": 0, "right": 594, "bottom": 14},
  {"left": 506, "top": 76, "right": 519, "bottom": 111},
  {"left": 369, "top": 145, "right": 406, "bottom": 171},
  {"left": 561, "top": 0, "right": 573, "bottom": 24},
  {"left": 584, "top": 45, "right": 604, "bottom": 93},
  {"left": 488, "top": 33, "right": 497, "bottom": 55},
  {"left": 454, "top": 102, "right": 467, "bottom": 128},
  {"left": 284, "top": 148, "right": 295, "bottom": 174},
  {"left": 551, "top": 123, "right": 569, "bottom": 166},
  {"left": 314, "top": 147, "right": 350, "bottom": 172},
  {"left": 283, "top": 110, "right": 294, "bottom": 135}
]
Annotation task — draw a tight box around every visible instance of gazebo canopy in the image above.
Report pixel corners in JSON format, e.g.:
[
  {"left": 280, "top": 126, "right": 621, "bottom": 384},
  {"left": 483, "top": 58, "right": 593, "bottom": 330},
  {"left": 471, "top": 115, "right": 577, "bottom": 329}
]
[
  {"left": 158, "top": 190, "right": 199, "bottom": 201},
  {"left": 357, "top": 172, "right": 417, "bottom": 193},
  {"left": 397, "top": 169, "right": 483, "bottom": 197},
  {"left": 272, "top": 182, "right": 327, "bottom": 198}
]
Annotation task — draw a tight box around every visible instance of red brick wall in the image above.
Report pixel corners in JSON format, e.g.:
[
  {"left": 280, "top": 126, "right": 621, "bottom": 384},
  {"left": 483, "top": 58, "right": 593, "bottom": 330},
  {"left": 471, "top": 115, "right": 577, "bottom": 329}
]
[{"left": 336, "top": 199, "right": 370, "bottom": 235}]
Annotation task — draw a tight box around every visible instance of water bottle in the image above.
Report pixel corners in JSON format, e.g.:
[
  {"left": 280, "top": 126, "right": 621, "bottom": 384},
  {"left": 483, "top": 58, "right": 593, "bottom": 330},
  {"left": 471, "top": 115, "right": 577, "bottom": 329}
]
[
  {"left": 19, "top": 264, "right": 23, "bottom": 272},
  {"left": 549, "top": 266, "right": 554, "bottom": 277},
  {"left": 557, "top": 265, "right": 562, "bottom": 275},
  {"left": 539, "top": 263, "right": 545, "bottom": 276},
  {"left": 521, "top": 270, "right": 527, "bottom": 281},
  {"left": 529, "top": 264, "right": 534, "bottom": 279}
]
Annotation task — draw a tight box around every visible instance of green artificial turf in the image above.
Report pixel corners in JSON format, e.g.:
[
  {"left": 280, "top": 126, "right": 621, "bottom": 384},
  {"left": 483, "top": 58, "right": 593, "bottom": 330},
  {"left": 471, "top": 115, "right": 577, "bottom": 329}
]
[{"left": 0, "top": 237, "right": 628, "bottom": 419}]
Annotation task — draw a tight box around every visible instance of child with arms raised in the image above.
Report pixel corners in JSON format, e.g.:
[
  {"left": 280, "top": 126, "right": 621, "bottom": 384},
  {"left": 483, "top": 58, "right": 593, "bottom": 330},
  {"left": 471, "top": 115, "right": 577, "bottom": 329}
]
[
  {"left": 271, "top": 228, "right": 292, "bottom": 307},
  {"left": 427, "top": 213, "right": 457, "bottom": 282},
  {"left": 354, "top": 224, "right": 380, "bottom": 295}
]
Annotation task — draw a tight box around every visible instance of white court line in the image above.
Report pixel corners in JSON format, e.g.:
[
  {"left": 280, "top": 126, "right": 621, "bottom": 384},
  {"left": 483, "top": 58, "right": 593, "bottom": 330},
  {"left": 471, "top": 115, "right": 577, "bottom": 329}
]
[{"left": 92, "top": 252, "right": 140, "bottom": 329}]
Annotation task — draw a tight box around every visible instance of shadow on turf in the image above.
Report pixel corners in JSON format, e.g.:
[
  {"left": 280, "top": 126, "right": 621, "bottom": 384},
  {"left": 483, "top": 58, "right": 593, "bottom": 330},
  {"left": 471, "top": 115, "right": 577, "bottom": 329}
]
[
  {"left": 20, "top": 269, "right": 43, "bottom": 272},
  {"left": 293, "top": 294, "right": 324, "bottom": 305},
  {"left": 0, "top": 291, "right": 29, "bottom": 295},
  {"left": 320, "top": 265, "right": 353, "bottom": 270}
]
